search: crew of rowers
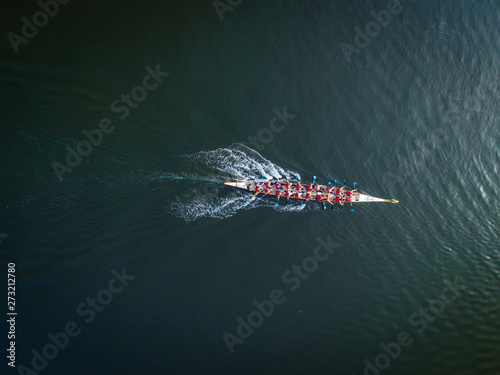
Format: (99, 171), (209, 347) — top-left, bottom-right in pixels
(250, 180), (355, 204)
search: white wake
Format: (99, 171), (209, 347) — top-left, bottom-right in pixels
(167, 144), (321, 222)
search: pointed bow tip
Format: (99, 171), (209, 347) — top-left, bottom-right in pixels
(391, 199), (399, 204)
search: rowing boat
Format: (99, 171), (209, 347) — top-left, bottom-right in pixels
(160, 175), (398, 211)
(224, 178), (398, 210)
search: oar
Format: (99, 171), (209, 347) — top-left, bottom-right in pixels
(250, 190), (261, 199)
(275, 196), (280, 206)
(340, 181), (346, 210)
(324, 196), (335, 211)
(254, 190), (272, 201)
(300, 191), (307, 206)
(307, 176), (316, 198)
(284, 182), (291, 203)
(351, 182), (358, 212)
(249, 181), (260, 199)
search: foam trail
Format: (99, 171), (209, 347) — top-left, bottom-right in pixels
(186, 144), (298, 181)
(166, 144), (318, 222)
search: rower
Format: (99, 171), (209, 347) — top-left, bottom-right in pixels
(264, 188), (270, 194)
(285, 190), (290, 200)
(296, 182), (301, 191)
(295, 190), (301, 198)
(265, 181), (270, 188)
(306, 185), (312, 192)
(317, 193), (327, 210)
(306, 192), (311, 200)
(274, 189), (281, 206)
(275, 180), (282, 189)
(285, 181), (290, 190)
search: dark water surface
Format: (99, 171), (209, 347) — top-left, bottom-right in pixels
(1, 1), (500, 374)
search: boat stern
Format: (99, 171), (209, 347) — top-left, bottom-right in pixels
(224, 181), (251, 190)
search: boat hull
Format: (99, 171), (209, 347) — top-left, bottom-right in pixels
(224, 181), (398, 206)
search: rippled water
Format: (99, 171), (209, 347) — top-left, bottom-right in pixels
(1, 1), (500, 374)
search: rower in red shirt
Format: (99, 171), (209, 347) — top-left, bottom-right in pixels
(306, 185), (312, 192)
(306, 192), (311, 200)
(295, 191), (301, 198)
(285, 191), (290, 199)
(296, 182), (301, 191)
